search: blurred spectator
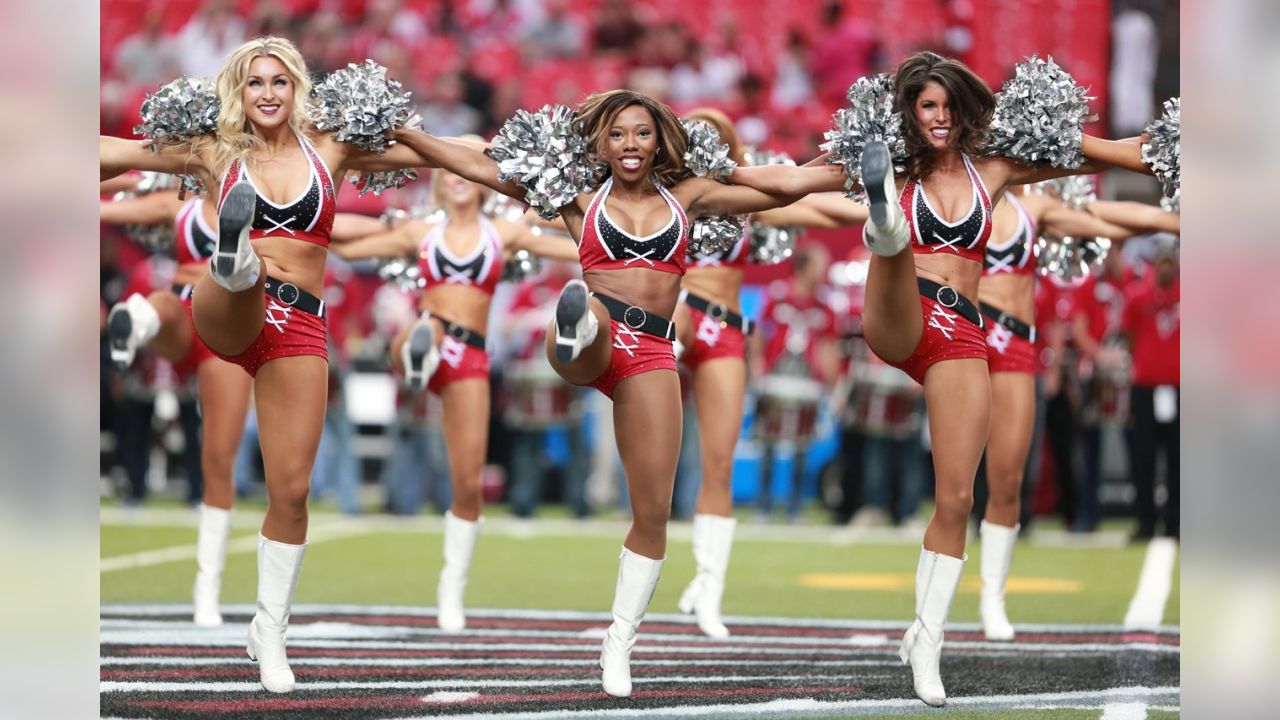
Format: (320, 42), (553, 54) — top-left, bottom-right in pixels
(245, 0), (293, 39)
(1122, 237), (1179, 539)
(520, 0), (586, 62)
(592, 0), (645, 55)
(669, 40), (743, 106)
(462, 0), (526, 51)
(419, 71), (484, 137)
(296, 12), (350, 75)
(810, 0), (880, 106)
(176, 0), (248, 78)
(769, 30), (815, 111)
(111, 4), (181, 86)
(1111, 0), (1160, 136)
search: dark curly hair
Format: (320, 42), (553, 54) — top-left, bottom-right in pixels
(894, 52), (994, 180)
(575, 89), (692, 188)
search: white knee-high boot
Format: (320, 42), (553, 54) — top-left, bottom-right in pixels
(246, 535), (306, 693)
(193, 504), (231, 626)
(677, 514), (736, 638)
(437, 511), (480, 632)
(979, 520), (1019, 641)
(899, 547), (965, 707)
(601, 547), (664, 698)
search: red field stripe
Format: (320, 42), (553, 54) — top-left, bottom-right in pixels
(113, 646), (865, 661)
(102, 663), (820, 681)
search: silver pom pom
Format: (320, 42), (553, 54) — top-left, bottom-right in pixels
(487, 105), (598, 220)
(377, 256), (425, 293)
(681, 119), (737, 180)
(351, 169), (419, 197)
(989, 55), (1094, 169)
(111, 172), (183, 252)
(819, 74), (906, 202)
(312, 60), (416, 154)
(134, 76), (220, 146)
(483, 193), (531, 223)
(748, 222), (801, 265)
(1036, 235), (1111, 283)
(502, 249), (543, 282)
(1142, 97), (1180, 210)
(1034, 175), (1098, 211)
(134, 76), (219, 196)
(689, 215), (746, 257)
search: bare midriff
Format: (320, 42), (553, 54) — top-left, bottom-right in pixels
(419, 284), (494, 333)
(914, 253), (981, 303)
(253, 236), (329, 297)
(978, 272), (1035, 324)
(584, 267), (683, 320)
(681, 265), (743, 311)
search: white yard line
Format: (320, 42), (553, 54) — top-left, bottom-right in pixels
(1101, 702), (1149, 720)
(100, 521), (374, 573)
(1124, 538), (1178, 631)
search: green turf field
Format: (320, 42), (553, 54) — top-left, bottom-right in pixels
(101, 502), (1180, 626)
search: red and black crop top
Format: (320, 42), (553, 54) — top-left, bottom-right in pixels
(417, 215), (503, 296)
(901, 154), (993, 265)
(984, 195), (1037, 277)
(217, 131), (336, 247)
(174, 198), (217, 266)
(578, 176), (689, 275)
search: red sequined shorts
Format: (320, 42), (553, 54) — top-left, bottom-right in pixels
(879, 283), (987, 385)
(428, 337), (491, 395)
(172, 291), (218, 376)
(681, 301), (750, 370)
(985, 322), (1038, 375)
(204, 291), (328, 377)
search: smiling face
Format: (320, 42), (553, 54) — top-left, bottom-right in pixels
(242, 55), (295, 131)
(914, 80), (953, 151)
(601, 104), (660, 181)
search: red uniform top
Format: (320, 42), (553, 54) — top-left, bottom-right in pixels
(578, 176), (688, 275)
(1073, 266), (1142, 345)
(1123, 276), (1180, 386)
(217, 131), (336, 248)
(902, 154), (993, 266)
(416, 216), (503, 296)
(983, 195), (1037, 277)
(759, 280), (837, 377)
(174, 198), (216, 266)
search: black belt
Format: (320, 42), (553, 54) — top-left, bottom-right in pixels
(683, 291), (753, 334)
(265, 277), (326, 318)
(591, 292), (676, 340)
(429, 314), (487, 350)
(979, 302), (1036, 342)
(916, 278), (982, 328)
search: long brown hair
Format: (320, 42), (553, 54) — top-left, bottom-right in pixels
(683, 107), (746, 166)
(575, 90), (691, 187)
(893, 51), (993, 180)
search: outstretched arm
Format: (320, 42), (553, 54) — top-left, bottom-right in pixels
(100, 136), (205, 181)
(331, 213), (390, 243)
(728, 163), (847, 197)
(683, 175), (803, 218)
(501, 221), (581, 262)
(329, 221), (421, 260)
(755, 191), (870, 228)
(999, 135), (1146, 187)
(99, 192), (184, 226)
(1085, 200), (1180, 235)
(392, 128), (527, 200)
(1039, 205), (1137, 241)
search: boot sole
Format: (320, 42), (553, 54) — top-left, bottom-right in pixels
(216, 183), (256, 279)
(862, 142), (892, 228)
(107, 305), (133, 369)
(405, 322), (435, 391)
(554, 282), (588, 364)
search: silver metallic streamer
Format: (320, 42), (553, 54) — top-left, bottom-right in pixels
(743, 146), (805, 264)
(681, 119), (738, 180)
(377, 256), (425, 293)
(989, 55), (1093, 169)
(819, 73), (906, 202)
(134, 76), (219, 196)
(1036, 235), (1111, 283)
(483, 193), (531, 223)
(1034, 175), (1098, 211)
(487, 104), (598, 220)
(313, 60), (417, 195)
(689, 214), (747, 257)
(112, 172), (183, 252)
(1141, 97), (1180, 210)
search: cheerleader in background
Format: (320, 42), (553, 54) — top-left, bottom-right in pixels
(101, 178), (381, 628)
(726, 51), (1149, 706)
(974, 188), (1179, 640)
(101, 36), (435, 693)
(329, 163), (578, 632)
